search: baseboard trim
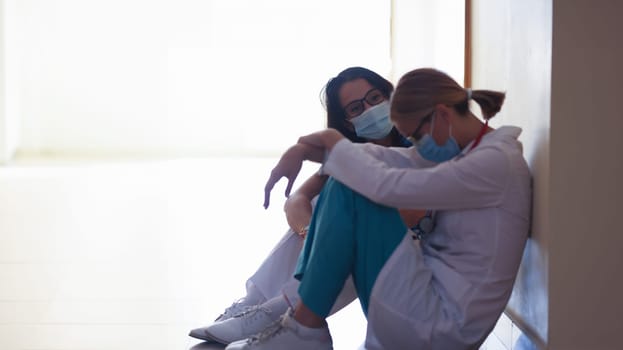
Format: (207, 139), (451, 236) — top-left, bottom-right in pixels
(504, 308), (547, 350)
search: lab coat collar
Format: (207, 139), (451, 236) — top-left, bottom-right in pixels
(459, 126), (522, 157)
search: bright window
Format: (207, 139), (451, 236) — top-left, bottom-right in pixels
(1, 0), (464, 161)
(6, 0), (391, 158)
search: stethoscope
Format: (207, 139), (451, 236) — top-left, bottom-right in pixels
(411, 210), (435, 240)
(410, 120), (490, 241)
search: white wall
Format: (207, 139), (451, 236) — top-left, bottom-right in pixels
(471, 0), (551, 347)
(0, 0), (21, 164)
(7, 0), (391, 159)
(0, 0), (5, 163)
(391, 0), (464, 84)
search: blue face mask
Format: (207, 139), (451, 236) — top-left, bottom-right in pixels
(349, 101), (393, 140)
(415, 114), (461, 162)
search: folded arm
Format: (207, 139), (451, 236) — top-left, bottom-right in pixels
(263, 129), (344, 209)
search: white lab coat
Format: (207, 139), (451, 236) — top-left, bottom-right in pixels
(322, 126), (531, 349)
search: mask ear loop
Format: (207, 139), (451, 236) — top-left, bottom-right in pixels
(448, 123), (454, 142)
(436, 109), (453, 143)
(429, 112), (436, 135)
(424, 111), (439, 146)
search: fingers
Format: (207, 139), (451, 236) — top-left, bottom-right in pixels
(263, 189), (271, 209)
(264, 173), (296, 209)
(263, 169), (293, 208)
(284, 178), (294, 198)
(263, 174), (278, 209)
(263, 144), (305, 208)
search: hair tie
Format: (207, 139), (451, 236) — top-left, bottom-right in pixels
(466, 88), (472, 101)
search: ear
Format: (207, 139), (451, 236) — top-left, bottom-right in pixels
(434, 104), (453, 122)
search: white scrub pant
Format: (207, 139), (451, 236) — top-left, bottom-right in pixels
(245, 210), (358, 314)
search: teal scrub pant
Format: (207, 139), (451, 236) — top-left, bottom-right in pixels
(294, 177), (407, 317)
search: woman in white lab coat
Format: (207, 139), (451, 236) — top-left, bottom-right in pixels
(189, 67), (426, 345)
(228, 68), (531, 350)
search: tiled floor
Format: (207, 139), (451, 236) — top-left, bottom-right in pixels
(0, 157), (367, 350)
(479, 313), (537, 350)
(0, 156), (533, 350)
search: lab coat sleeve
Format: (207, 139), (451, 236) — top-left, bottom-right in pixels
(322, 139), (511, 210)
(320, 139), (435, 173)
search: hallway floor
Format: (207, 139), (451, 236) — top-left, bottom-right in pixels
(0, 156), (523, 350)
(0, 157), (366, 350)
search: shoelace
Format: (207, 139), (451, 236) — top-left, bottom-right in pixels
(215, 298), (247, 321)
(246, 315), (288, 345)
(234, 305), (273, 326)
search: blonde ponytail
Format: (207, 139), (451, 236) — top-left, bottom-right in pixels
(470, 89), (506, 120)
(391, 68), (506, 122)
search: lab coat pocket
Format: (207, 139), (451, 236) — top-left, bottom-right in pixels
(426, 256), (474, 323)
(366, 234), (443, 347)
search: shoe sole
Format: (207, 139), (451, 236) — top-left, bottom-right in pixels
(199, 328), (235, 345)
(189, 328), (226, 343)
(189, 328), (232, 345)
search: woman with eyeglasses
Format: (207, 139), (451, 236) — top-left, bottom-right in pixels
(237, 68), (531, 350)
(189, 67), (430, 345)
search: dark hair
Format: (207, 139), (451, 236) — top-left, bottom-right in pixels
(321, 67), (405, 146)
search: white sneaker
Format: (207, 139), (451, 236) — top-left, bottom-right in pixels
(189, 299), (256, 341)
(199, 304), (282, 344)
(215, 298), (255, 322)
(225, 308), (333, 350)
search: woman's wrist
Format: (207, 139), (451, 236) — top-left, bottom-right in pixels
(297, 142), (326, 164)
(298, 129), (345, 159)
(297, 224), (310, 236)
(322, 129), (344, 150)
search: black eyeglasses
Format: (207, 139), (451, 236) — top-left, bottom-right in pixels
(408, 112), (434, 142)
(343, 88), (386, 119)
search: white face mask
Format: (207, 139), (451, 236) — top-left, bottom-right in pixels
(349, 101), (393, 140)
